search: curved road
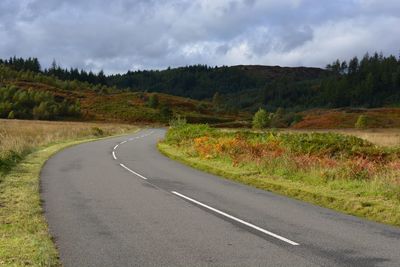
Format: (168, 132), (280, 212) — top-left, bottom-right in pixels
(41, 129), (400, 266)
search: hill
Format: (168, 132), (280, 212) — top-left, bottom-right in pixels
(0, 64), (246, 124)
(0, 56), (327, 101)
(108, 64), (326, 100)
(2, 53), (400, 127)
(4, 53), (400, 113)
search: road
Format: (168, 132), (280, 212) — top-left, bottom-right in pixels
(41, 129), (400, 266)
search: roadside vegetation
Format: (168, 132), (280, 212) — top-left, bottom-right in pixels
(159, 123), (400, 226)
(0, 119), (137, 266)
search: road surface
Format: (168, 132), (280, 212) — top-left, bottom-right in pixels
(41, 129), (400, 266)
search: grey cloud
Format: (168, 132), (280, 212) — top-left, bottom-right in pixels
(0, 0), (399, 73)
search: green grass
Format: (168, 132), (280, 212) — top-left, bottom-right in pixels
(0, 126), (139, 266)
(159, 124), (400, 227)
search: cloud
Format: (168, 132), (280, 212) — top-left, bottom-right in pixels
(0, 0), (399, 73)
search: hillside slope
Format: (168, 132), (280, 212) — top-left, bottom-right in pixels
(0, 65), (246, 124)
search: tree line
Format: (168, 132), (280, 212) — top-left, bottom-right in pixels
(1, 53), (400, 112)
(321, 52), (400, 107)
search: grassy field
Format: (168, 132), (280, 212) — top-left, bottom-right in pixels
(294, 108), (400, 129)
(0, 119), (138, 266)
(282, 128), (400, 147)
(159, 124), (400, 227)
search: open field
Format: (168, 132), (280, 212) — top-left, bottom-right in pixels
(283, 128), (400, 147)
(159, 124), (400, 227)
(221, 127), (400, 147)
(0, 119), (137, 175)
(0, 119), (138, 266)
(294, 108), (400, 129)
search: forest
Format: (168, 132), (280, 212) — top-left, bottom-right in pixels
(1, 52), (400, 112)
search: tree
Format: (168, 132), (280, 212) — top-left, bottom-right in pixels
(348, 57), (359, 75)
(252, 108), (270, 129)
(212, 92), (222, 110)
(364, 73), (375, 106)
(33, 102), (50, 120)
(270, 107), (286, 128)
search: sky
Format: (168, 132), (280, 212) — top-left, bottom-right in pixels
(0, 0), (399, 73)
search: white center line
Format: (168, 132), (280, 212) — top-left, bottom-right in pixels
(171, 191), (300, 246)
(120, 140), (127, 145)
(119, 163), (148, 180)
(113, 144), (119, 150)
(112, 151), (117, 160)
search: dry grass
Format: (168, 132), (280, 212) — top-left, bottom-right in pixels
(0, 119), (136, 173)
(295, 108), (400, 129)
(284, 128), (400, 147)
(335, 129), (400, 147)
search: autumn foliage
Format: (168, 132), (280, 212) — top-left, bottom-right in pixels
(165, 124), (400, 187)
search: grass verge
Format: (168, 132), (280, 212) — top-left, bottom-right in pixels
(0, 123), (138, 266)
(158, 124), (400, 227)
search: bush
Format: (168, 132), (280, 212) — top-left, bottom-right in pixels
(160, 105), (173, 121)
(355, 115), (369, 129)
(252, 108), (270, 129)
(147, 94), (159, 108)
(196, 102), (208, 112)
(7, 110), (15, 119)
(91, 127), (104, 136)
(270, 108), (287, 128)
(169, 114), (187, 128)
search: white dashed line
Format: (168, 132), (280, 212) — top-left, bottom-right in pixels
(171, 191), (300, 246)
(113, 130), (298, 246)
(119, 163), (148, 180)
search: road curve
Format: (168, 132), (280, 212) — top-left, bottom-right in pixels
(41, 129), (400, 266)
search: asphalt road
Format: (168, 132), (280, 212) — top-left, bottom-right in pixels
(41, 129), (400, 266)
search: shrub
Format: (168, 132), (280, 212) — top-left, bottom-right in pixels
(270, 108), (287, 128)
(7, 110), (15, 119)
(160, 105), (173, 121)
(252, 108), (270, 129)
(196, 102), (208, 112)
(91, 127), (104, 136)
(355, 115), (369, 129)
(169, 114), (187, 128)
(147, 94), (159, 108)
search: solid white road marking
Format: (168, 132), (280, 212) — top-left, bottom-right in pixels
(119, 163), (148, 180)
(112, 151), (117, 160)
(171, 191), (300, 246)
(113, 144), (119, 150)
(120, 140), (127, 144)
